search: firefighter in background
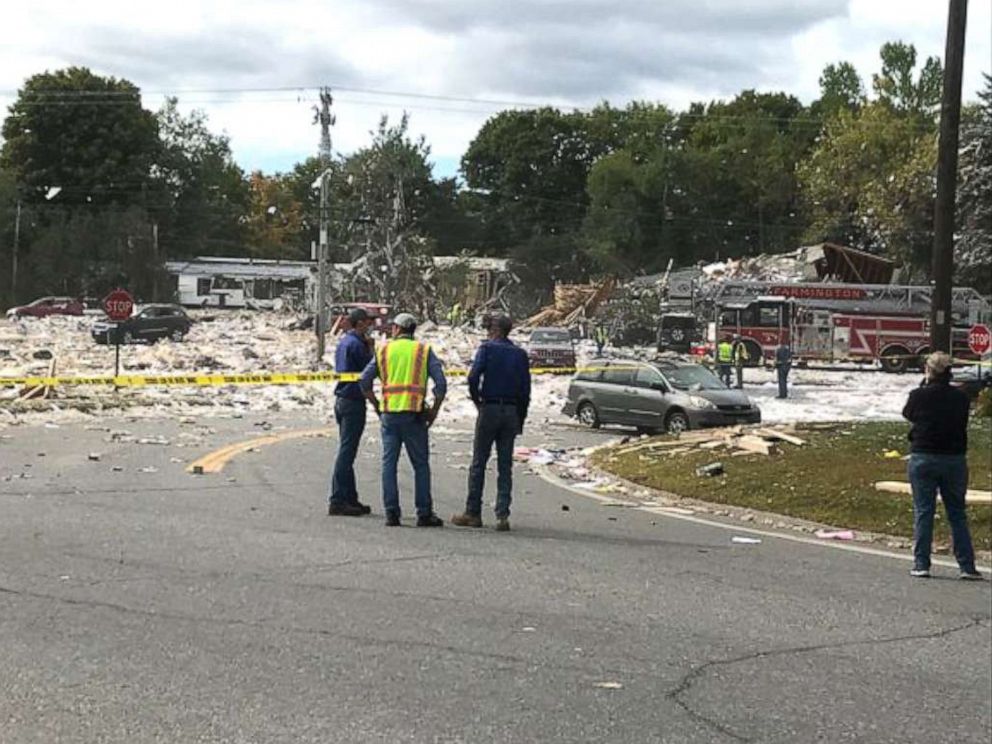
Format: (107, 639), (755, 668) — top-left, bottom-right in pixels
(731, 333), (749, 389)
(447, 302), (463, 327)
(775, 342), (792, 399)
(594, 324), (609, 356)
(716, 335), (734, 387)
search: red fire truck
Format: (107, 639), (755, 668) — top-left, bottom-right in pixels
(709, 281), (990, 373)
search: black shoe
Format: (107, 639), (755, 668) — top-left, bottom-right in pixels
(328, 502), (366, 517)
(416, 513), (444, 528)
(353, 501), (372, 515)
(385, 512), (401, 527)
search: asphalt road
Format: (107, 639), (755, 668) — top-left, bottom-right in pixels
(1, 411), (989, 743)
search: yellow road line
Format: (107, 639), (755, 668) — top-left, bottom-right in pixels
(187, 427), (333, 474)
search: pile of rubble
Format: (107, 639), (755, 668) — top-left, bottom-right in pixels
(523, 280), (615, 327)
(0, 311), (574, 428)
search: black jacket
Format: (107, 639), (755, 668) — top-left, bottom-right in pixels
(902, 380), (970, 455)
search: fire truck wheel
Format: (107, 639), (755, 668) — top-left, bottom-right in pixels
(880, 346), (910, 374)
(577, 402), (601, 429)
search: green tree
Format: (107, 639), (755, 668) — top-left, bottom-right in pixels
(152, 98), (249, 259)
(956, 74), (992, 293)
(811, 61), (865, 119)
(872, 41), (942, 117)
(1, 67), (159, 207)
(799, 101), (936, 273)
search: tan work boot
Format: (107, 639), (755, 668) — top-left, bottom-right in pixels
(495, 517), (510, 532)
(450, 512), (483, 528)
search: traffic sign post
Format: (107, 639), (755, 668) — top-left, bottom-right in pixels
(968, 323), (991, 383)
(102, 289), (134, 378)
(967, 324), (990, 356)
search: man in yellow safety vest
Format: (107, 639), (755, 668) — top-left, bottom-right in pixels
(716, 335), (734, 388)
(731, 333), (750, 389)
(361, 312), (447, 527)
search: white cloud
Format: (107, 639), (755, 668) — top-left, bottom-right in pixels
(1, 0), (989, 180)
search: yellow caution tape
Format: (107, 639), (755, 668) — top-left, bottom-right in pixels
(0, 359), (985, 389)
(0, 366), (580, 388)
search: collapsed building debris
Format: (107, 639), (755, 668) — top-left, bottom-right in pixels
(606, 424), (806, 460)
(523, 279), (615, 328)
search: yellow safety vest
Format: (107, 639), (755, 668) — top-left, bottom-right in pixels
(717, 342), (733, 363)
(733, 341), (749, 364)
(378, 338), (431, 413)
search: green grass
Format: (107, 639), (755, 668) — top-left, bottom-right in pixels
(591, 420), (992, 552)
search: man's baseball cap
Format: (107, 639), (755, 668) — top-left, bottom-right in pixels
(390, 312), (417, 331)
(347, 307), (371, 325)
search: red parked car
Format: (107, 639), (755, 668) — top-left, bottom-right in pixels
(6, 296), (85, 319)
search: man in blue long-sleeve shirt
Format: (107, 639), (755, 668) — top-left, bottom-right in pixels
(327, 308), (374, 517)
(451, 314), (531, 532)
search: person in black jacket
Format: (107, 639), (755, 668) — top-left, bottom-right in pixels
(902, 352), (982, 580)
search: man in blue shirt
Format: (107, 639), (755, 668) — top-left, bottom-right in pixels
(451, 314), (531, 532)
(327, 308), (375, 516)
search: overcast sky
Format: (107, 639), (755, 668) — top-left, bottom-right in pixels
(1, 0), (989, 180)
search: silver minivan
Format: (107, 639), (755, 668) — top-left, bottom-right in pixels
(562, 358), (761, 434)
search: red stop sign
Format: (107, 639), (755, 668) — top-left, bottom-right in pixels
(968, 324), (991, 355)
(103, 288), (134, 322)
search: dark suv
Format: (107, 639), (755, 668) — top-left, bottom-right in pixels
(527, 327), (577, 369)
(91, 305), (193, 344)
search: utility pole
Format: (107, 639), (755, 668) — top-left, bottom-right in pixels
(11, 199), (20, 306)
(314, 87), (335, 363)
(930, 0), (968, 354)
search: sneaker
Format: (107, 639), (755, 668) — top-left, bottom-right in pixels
(909, 568), (931, 578)
(328, 502), (366, 517)
(416, 514), (444, 528)
(384, 512), (401, 527)
(495, 517), (510, 532)
(959, 569), (985, 581)
(450, 513), (483, 528)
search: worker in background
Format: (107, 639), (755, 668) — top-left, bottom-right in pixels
(361, 313), (446, 527)
(452, 314), (531, 533)
(447, 302), (462, 328)
(594, 324), (609, 356)
(731, 333), (750, 389)
(774, 342), (792, 399)
(716, 335), (734, 387)
(327, 307), (374, 517)
(902, 352), (982, 580)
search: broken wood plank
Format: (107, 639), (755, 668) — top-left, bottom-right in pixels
(755, 427), (806, 446)
(735, 435), (774, 456)
(874, 481), (992, 505)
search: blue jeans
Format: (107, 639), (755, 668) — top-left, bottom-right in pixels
(329, 397), (367, 506)
(908, 453), (976, 572)
(380, 412), (432, 518)
(466, 403), (519, 519)
(717, 364), (732, 387)
(776, 366), (790, 398)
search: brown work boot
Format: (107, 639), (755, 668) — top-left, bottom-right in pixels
(495, 517), (510, 532)
(450, 512), (484, 528)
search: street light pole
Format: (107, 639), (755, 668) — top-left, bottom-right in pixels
(316, 170), (330, 363)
